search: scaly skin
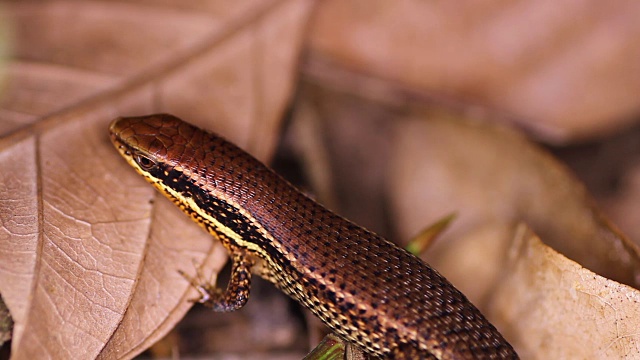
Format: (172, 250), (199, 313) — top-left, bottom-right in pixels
(109, 114), (518, 359)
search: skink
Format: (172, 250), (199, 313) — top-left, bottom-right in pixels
(109, 114), (518, 359)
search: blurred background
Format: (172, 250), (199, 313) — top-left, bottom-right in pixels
(0, 1), (639, 359)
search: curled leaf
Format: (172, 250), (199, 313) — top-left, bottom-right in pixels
(491, 225), (640, 359)
(390, 114), (640, 294)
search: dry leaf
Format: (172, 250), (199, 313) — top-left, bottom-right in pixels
(309, 0), (640, 143)
(0, 1), (313, 358)
(491, 225), (640, 359)
(389, 113), (640, 291)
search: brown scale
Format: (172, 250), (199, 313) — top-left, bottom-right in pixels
(110, 114), (519, 360)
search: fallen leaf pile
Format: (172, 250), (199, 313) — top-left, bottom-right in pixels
(0, 1), (639, 359)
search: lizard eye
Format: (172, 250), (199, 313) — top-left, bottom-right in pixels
(134, 153), (157, 171)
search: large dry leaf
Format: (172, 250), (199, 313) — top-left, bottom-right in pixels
(492, 225), (640, 358)
(0, 1), (313, 358)
(390, 113), (640, 290)
(308, 0), (640, 143)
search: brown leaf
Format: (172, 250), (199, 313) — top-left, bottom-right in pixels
(491, 225), (640, 359)
(308, 0), (640, 143)
(0, 1), (313, 358)
(389, 113), (640, 292)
